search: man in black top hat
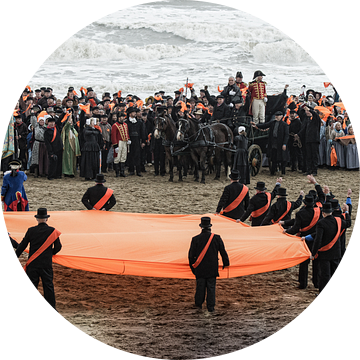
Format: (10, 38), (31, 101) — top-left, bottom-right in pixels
(285, 192), (323, 289)
(188, 216), (229, 312)
(261, 187), (304, 226)
(252, 111), (289, 175)
(204, 91), (231, 124)
(215, 169), (249, 220)
(309, 202), (350, 292)
(81, 173), (116, 211)
(44, 117), (63, 180)
(15, 208), (62, 309)
(239, 178), (282, 226)
(126, 107), (146, 176)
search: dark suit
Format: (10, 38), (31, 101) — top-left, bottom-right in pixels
(240, 183), (280, 226)
(257, 119), (289, 175)
(16, 222), (62, 308)
(311, 214), (351, 292)
(81, 183), (116, 211)
(216, 182), (249, 220)
(261, 195), (303, 226)
(188, 229), (229, 311)
(286, 205), (323, 289)
(44, 123), (63, 179)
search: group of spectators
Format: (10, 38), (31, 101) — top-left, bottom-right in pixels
(2, 70), (357, 181)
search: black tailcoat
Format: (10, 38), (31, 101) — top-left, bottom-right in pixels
(188, 229), (229, 279)
(216, 182), (249, 220)
(311, 214), (351, 260)
(261, 195), (303, 226)
(16, 222), (62, 268)
(240, 183), (280, 226)
(81, 183), (116, 211)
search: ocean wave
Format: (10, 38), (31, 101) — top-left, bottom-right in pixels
(48, 38), (189, 61)
(251, 40), (313, 65)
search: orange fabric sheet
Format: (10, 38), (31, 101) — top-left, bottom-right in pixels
(4, 211), (310, 279)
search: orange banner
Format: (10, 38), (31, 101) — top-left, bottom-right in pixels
(5, 211), (310, 279)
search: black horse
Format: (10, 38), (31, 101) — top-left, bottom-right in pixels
(153, 114), (189, 182)
(176, 117), (234, 184)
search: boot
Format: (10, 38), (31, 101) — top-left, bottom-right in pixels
(114, 163), (120, 177)
(34, 167), (39, 178)
(120, 163), (126, 177)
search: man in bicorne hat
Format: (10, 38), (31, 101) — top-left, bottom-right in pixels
(81, 173), (116, 211)
(188, 217), (229, 312)
(239, 178), (282, 226)
(1, 159), (29, 211)
(15, 208), (62, 309)
(215, 169), (249, 220)
(248, 70), (267, 124)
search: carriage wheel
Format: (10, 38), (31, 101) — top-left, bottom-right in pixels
(248, 144), (262, 177)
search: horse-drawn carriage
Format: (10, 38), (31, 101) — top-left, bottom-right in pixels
(153, 113), (269, 183)
(153, 88), (287, 182)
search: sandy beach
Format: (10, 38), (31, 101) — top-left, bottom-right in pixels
(15, 165), (358, 359)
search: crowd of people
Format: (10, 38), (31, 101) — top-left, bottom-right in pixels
(2, 70), (357, 182)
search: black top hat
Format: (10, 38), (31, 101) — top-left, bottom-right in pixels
(94, 173), (106, 183)
(126, 106), (137, 114)
(254, 181), (267, 191)
(277, 187), (288, 197)
(329, 198), (340, 210)
(174, 90), (181, 95)
(35, 208), (50, 219)
(322, 202), (332, 213)
(303, 195), (314, 206)
(229, 169), (240, 180)
(236, 71), (243, 78)
(199, 216), (212, 228)
(308, 190), (317, 199)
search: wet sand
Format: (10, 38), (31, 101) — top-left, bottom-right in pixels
(16, 165), (358, 359)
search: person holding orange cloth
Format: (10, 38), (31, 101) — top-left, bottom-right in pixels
(239, 178), (282, 226)
(81, 173), (116, 211)
(215, 169), (249, 220)
(188, 217), (229, 312)
(15, 208), (62, 309)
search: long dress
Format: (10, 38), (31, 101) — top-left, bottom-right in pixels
(330, 129), (346, 168)
(80, 126), (101, 179)
(233, 134), (250, 184)
(30, 115), (49, 176)
(61, 121), (81, 176)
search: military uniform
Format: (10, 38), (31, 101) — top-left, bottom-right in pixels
(248, 73), (267, 124)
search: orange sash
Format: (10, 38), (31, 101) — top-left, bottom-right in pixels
(251, 192), (271, 218)
(192, 233), (215, 269)
(23, 229), (61, 271)
(315, 217), (342, 259)
(272, 201), (292, 224)
(299, 207), (321, 233)
(220, 185), (248, 214)
(51, 127), (57, 143)
(93, 188), (114, 210)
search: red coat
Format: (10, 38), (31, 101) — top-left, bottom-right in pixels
(248, 80), (267, 115)
(111, 122), (130, 156)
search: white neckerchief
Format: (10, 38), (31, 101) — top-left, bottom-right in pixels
(129, 117), (137, 123)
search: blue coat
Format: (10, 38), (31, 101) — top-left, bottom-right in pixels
(1, 171), (29, 211)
